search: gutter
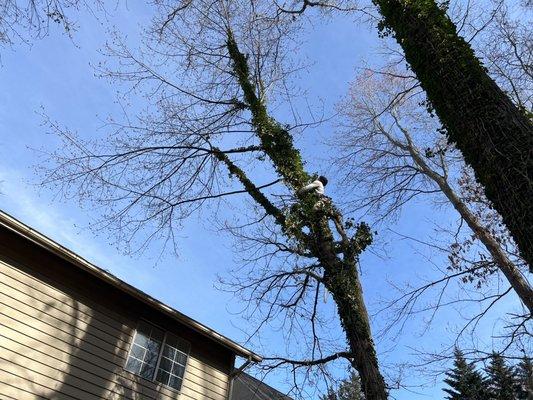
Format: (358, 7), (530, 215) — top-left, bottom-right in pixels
(227, 356), (255, 400)
(0, 210), (262, 363)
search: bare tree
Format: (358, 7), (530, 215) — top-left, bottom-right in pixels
(331, 0), (531, 348)
(332, 27), (531, 367)
(0, 0), (102, 45)
(338, 68), (531, 312)
(470, 2), (532, 114)
(43, 1), (389, 398)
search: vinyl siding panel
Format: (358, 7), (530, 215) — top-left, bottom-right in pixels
(0, 228), (233, 400)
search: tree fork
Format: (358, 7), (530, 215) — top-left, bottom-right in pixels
(372, 0), (533, 271)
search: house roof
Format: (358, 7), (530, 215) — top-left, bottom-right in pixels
(0, 210), (262, 363)
(231, 372), (293, 400)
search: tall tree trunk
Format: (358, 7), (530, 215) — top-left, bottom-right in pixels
(226, 31), (389, 399)
(372, 0), (533, 271)
(324, 254), (388, 399)
(314, 216), (388, 400)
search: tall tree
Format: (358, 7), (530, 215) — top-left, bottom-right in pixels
(44, 1), (387, 398)
(332, 0), (531, 365)
(227, 31), (386, 398)
(334, 68), (532, 316)
(515, 356), (533, 400)
(485, 353), (518, 400)
(284, 0), (533, 272)
(443, 348), (488, 400)
(394, 0), (533, 271)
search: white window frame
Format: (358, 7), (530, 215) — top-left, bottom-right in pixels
(125, 320), (191, 392)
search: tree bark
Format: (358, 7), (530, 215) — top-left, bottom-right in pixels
(372, 0), (533, 271)
(323, 249), (388, 399)
(328, 266), (388, 400)
(312, 215), (388, 400)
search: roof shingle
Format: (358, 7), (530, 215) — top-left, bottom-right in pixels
(231, 372), (293, 400)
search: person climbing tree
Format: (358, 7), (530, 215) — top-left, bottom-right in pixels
(298, 176), (329, 196)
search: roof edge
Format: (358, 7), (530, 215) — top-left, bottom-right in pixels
(0, 210), (262, 363)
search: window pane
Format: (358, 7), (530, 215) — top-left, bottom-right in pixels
(151, 328), (165, 342)
(159, 357), (172, 373)
(168, 375), (183, 390)
(137, 321), (153, 336)
(130, 344), (145, 360)
(125, 321), (163, 381)
(125, 357), (142, 375)
(163, 344), (176, 359)
(140, 362), (156, 380)
(172, 364), (185, 377)
(156, 369), (170, 385)
(164, 334), (178, 348)
(134, 333), (149, 348)
(166, 334), (189, 353)
(175, 352), (187, 366)
(155, 333), (189, 390)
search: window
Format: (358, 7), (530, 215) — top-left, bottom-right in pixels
(155, 334), (189, 390)
(125, 321), (190, 391)
(125, 321), (164, 380)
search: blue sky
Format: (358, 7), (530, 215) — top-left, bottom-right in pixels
(0, 2), (523, 399)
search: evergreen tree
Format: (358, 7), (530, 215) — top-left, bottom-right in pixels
(337, 372), (364, 400)
(515, 356), (533, 400)
(321, 388), (339, 400)
(443, 348), (488, 400)
(321, 372), (364, 400)
(485, 353), (517, 400)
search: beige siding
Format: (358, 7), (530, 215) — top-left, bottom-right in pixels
(0, 255), (231, 400)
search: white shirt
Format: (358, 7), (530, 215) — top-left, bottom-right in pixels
(299, 180), (325, 195)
